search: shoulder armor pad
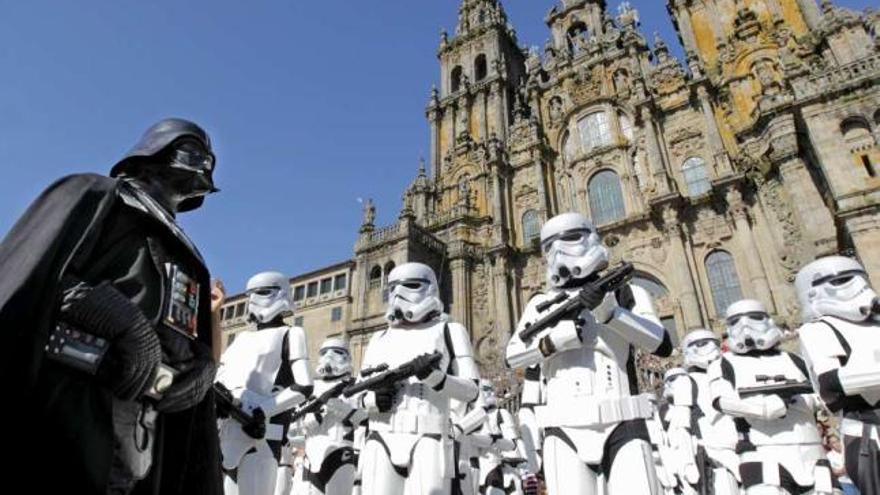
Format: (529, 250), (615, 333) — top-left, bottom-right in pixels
(286, 326), (309, 361)
(671, 376), (696, 406)
(446, 322), (475, 359)
(799, 320), (848, 359)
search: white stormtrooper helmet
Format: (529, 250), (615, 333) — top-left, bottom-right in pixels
(315, 337), (352, 379)
(662, 368), (687, 400)
(795, 256), (879, 323)
(540, 212), (609, 288)
(246, 271), (291, 324)
(724, 299), (782, 354)
(480, 379), (497, 408)
(385, 262), (444, 324)
(681, 329), (721, 370)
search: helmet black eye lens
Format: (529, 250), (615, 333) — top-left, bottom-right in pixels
(253, 288), (276, 296)
(403, 282), (423, 290)
(727, 316), (741, 326)
(830, 276), (854, 286)
(560, 232), (583, 242)
(747, 313), (765, 321)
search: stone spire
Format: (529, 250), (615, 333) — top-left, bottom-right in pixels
(456, 0), (508, 36)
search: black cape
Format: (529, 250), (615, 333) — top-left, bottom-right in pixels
(0, 173), (222, 494)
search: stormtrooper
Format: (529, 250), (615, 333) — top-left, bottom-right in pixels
(299, 337), (367, 495)
(709, 299), (835, 495)
(796, 256), (880, 494)
(216, 271), (313, 495)
(357, 262), (481, 495)
(666, 330), (741, 495)
(472, 379), (527, 495)
(645, 383), (684, 495)
(506, 212), (672, 495)
(450, 390), (489, 495)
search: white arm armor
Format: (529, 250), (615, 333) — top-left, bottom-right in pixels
(602, 285), (667, 354)
(437, 323), (480, 402)
(497, 409), (519, 453)
(456, 405), (488, 436)
(837, 367), (880, 396)
(517, 407), (542, 473)
(506, 296), (582, 369)
(263, 326), (313, 417)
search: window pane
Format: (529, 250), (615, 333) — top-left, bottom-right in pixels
(235, 303), (245, 317)
(578, 112), (611, 151)
(588, 170), (626, 225)
(293, 286), (305, 301)
(682, 157), (711, 196)
(334, 274), (347, 291)
(706, 251), (743, 316)
(307, 281), (318, 298)
(331, 307), (342, 322)
(320, 278), (333, 294)
(522, 210), (541, 245)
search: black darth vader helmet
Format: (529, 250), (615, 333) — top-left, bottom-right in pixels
(111, 118), (217, 212)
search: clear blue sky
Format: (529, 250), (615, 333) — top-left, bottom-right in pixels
(0, 0), (872, 294)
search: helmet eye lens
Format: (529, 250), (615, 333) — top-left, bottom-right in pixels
(171, 140), (214, 172)
(251, 287), (277, 297)
(727, 316), (741, 326)
(747, 313), (765, 321)
(829, 275), (854, 287)
(560, 232), (584, 242)
(403, 282), (423, 290)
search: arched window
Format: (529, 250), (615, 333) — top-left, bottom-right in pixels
(474, 54), (487, 81)
(588, 170), (626, 225)
(577, 112), (612, 152)
(632, 275), (668, 300)
(369, 265), (382, 289)
(682, 157), (711, 196)
(566, 22), (588, 54)
(451, 66), (463, 93)
(842, 117), (874, 151)
(522, 210), (541, 245)
(841, 117), (877, 177)
(705, 251), (743, 317)
(383, 261), (396, 282)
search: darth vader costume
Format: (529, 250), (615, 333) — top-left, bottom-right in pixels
(0, 118), (222, 494)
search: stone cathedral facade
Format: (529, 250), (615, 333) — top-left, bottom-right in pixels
(222, 0), (880, 385)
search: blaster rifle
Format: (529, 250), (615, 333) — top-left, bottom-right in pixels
(213, 382), (255, 425)
(519, 262), (635, 342)
(343, 352), (443, 398)
(290, 377), (356, 422)
(738, 376), (814, 401)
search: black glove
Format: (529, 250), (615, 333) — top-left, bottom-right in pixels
(60, 280), (161, 401)
(243, 408), (267, 439)
(413, 353), (441, 380)
(577, 283), (606, 311)
(155, 342), (217, 413)
(374, 385), (397, 413)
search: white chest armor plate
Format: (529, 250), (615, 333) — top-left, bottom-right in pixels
(533, 291), (649, 427)
(304, 378), (357, 465)
(691, 371), (739, 450)
(361, 320), (452, 435)
(218, 326), (288, 396)
(727, 352), (822, 446)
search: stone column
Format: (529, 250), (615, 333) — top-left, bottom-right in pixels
(705, 2), (727, 48)
(428, 109), (441, 180)
(533, 158), (549, 214)
(449, 257), (471, 328)
(727, 188), (776, 311)
(696, 86), (731, 176)
(844, 212), (880, 287)
(671, 0), (699, 54)
(796, 0), (823, 31)
(777, 157), (837, 255)
(491, 168), (507, 244)
(640, 106), (671, 195)
(492, 256), (514, 335)
(663, 206), (704, 329)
